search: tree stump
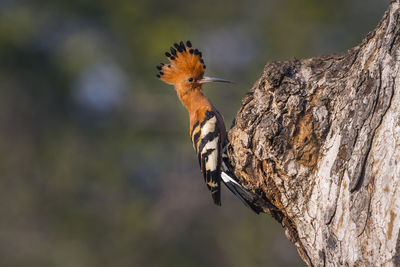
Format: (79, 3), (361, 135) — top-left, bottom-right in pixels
(227, 1), (400, 265)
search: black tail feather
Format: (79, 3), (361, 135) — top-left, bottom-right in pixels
(221, 172), (261, 214)
(221, 145), (262, 213)
(212, 190), (221, 206)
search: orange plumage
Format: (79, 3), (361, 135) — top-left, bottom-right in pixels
(157, 41), (205, 85)
(157, 41), (233, 207)
(157, 41), (261, 212)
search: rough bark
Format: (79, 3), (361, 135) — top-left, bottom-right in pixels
(227, 1), (400, 266)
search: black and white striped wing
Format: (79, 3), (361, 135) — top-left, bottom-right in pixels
(191, 111), (222, 205)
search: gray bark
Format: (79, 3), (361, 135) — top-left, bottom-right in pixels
(227, 1), (400, 266)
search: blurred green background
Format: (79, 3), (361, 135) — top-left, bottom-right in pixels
(0, 0), (389, 266)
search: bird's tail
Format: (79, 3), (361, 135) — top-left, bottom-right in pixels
(211, 188), (221, 206)
(221, 151), (261, 214)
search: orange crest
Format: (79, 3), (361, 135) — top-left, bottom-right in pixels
(156, 41), (206, 85)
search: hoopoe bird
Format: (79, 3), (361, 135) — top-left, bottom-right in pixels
(157, 41), (260, 213)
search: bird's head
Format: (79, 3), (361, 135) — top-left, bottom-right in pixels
(157, 41), (232, 99)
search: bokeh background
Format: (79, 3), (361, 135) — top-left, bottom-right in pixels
(0, 0), (390, 266)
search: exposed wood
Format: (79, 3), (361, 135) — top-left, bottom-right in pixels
(227, 1), (400, 265)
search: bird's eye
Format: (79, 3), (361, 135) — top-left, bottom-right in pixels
(188, 77), (194, 82)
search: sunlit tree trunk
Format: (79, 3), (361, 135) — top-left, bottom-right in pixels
(227, 1), (400, 265)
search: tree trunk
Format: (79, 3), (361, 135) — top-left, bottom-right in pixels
(227, 1), (400, 265)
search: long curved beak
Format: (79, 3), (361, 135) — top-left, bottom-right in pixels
(198, 76), (234, 84)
